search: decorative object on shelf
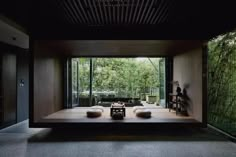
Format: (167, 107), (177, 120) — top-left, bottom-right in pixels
(169, 81), (182, 114)
(170, 81), (182, 96)
(110, 102), (125, 120)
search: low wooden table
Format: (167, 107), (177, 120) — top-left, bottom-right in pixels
(110, 103), (126, 117)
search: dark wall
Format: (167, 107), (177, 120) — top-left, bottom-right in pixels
(173, 48), (203, 122)
(33, 43), (64, 122)
(17, 52), (29, 123)
(0, 42), (29, 129)
(0, 43), (17, 128)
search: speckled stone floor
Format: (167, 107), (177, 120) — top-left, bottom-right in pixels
(0, 120), (235, 157)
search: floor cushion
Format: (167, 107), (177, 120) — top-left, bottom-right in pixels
(135, 109), (152, 118)
(86, 109), (102, 118)
(133, 106), (145, 113)
(91, 105), (104, 112)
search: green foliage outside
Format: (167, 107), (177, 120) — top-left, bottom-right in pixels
(72, 58), (163, 101)
(208, 32), (236, 136)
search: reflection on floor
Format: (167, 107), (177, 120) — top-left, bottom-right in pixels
(41, 106), (199, 123)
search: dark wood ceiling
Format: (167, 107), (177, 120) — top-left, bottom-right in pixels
(1, 0), (236, 39)
(49, 0), (172, 26)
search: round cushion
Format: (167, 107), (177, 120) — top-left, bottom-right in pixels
(86, 109), (102, 118)
(135, 109), (151, 118)
(133, 106), (145, 113)
(91, 105), (104, 112)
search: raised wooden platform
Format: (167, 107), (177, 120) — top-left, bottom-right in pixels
(40, 107), (198, 123)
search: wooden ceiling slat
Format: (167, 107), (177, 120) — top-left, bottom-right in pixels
(102, 0), (109, 24)
(83, 0), (94, 24)
(128, 0), (135, 24)
(147, 0), (164, 24)
(135, 0), (144, 24)
(117, 2), (120, 24)
(139, 0), (150, 24)
(121, 0), (125, 23)
(92, 0), (102, 24)
(158, 11), (168, 23)
(156, 4), (169, 24)
(63, 0), (81, 23)
(71, 0), (87, 24)
(56, 0), (76, 24)
(125, 0), (130, 24)
(145, 9), (155, 24)
(113, 3), (116, 24)
(53, 0), (171, 26)
(97, 0), (105, 24)
(152, 0), (169, 24)
(87, 0), (98, 24)
(126, 0), (131, 24)
(108, 0), (112, 24)
(132, 0), (140, 23)
(142, 0), (155, 24)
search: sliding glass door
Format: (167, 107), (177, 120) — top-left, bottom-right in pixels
(159, 58), (166, 107)
(71, 58), (90, 107)
(70, 57), (166, 107)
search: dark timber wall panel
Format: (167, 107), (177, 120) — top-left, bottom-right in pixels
(17, 52), (29, 122)
(33, 45), (64, 122)
(2, 53), (16, 125)
(173, 47), (203, 122)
